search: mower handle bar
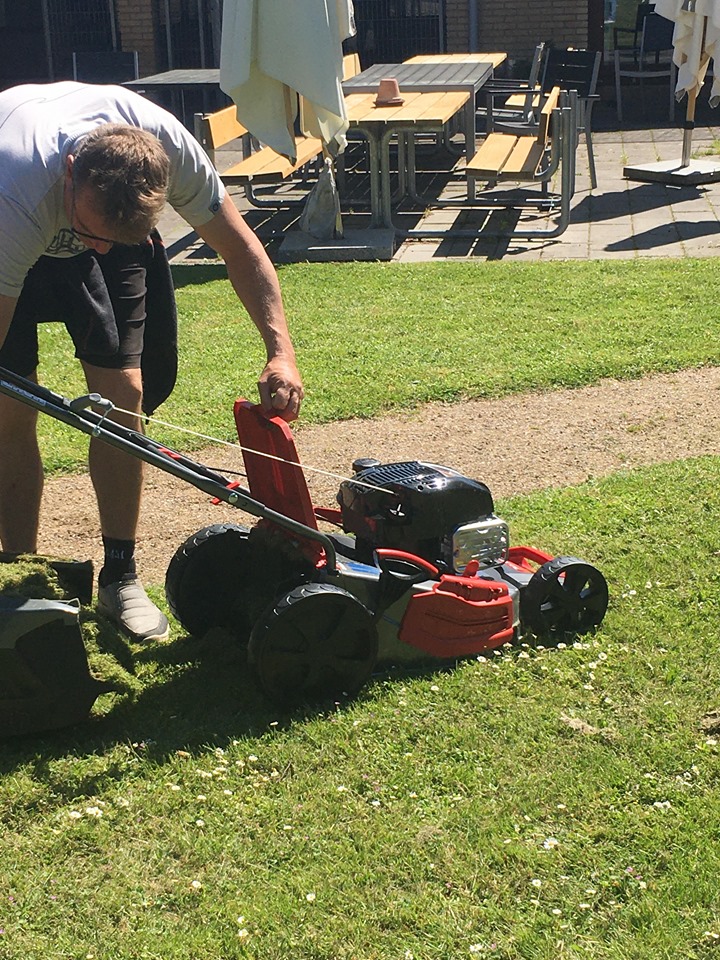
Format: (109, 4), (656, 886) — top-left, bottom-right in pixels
(0, 366), (337, 572)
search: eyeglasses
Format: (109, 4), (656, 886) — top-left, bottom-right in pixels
(70, 180), (117, 247)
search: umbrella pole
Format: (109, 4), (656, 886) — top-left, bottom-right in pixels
(681, 86), (697, 168)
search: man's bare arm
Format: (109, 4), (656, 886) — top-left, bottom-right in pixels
(194, 196), (304, 420)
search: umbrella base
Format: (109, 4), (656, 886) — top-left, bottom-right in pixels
(279, 227), (397, 262)
(624, 158), (720, 186)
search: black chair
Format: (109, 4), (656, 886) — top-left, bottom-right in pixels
(614, 11), (676, 121)
(540, 48), (601, 189)
(72, 51), (140, 84)
(477, 42), (547, 131)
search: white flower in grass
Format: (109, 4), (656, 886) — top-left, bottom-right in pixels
(306, 892), (316, 902)
(237, 928), (250, 939)
(430, 684), (440, 692)
(530, 879), (542, 887)
(85, 806), (103, 818)
(578, 903), (591, 910)
(195, 818), (205, 827)
(190, 880), (202, 890)
(68, 810), (82, 820)
(543, 837), (559, 849)
(169, 784), (181, 792)
(196, 794), (207, 801)
(551, 908), (562, 916)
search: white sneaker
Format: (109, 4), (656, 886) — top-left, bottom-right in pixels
(97, 576), (170, 642)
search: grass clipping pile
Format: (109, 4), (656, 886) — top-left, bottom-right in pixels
(0, 555), (141, 731)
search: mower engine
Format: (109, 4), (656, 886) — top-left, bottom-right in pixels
(337, 458), (509, 573)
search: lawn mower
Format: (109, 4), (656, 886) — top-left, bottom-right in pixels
(0, 366), (609, 711)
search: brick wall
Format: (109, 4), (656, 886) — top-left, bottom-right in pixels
(115, 0), (161, 74)
(445, 0), (589, 65)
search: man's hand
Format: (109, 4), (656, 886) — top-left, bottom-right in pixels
(258, 355), (304, 422)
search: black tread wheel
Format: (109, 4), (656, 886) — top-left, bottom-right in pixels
(248, 583), (379, 706)
(521, 556), (609, 639)
(165, 523), (253, 637)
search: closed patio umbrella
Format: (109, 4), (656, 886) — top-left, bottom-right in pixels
(625, 0), (720, 183)
(219, 0), (355, 163)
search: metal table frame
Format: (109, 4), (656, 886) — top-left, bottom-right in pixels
(344, 89), (474, 228)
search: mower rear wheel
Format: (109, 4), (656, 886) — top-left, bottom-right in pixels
(521, 556), (608, 639)
(165, 523), (252, 638)
(248, 583), (378, 706)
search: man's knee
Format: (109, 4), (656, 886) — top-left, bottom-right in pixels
(82, 364), (144, 417)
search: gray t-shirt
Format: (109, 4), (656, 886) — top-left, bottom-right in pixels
(0, 81), (225, 297)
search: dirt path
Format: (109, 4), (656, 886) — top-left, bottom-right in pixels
(37, 366), (720, 585)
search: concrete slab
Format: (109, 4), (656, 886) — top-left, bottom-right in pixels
(624, 158), (720, 186)
(278, 227), (396, 262)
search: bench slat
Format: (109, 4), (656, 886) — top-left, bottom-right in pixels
(500, 138), (546, 177)
(466, 133), (520, 177)
(221, 136), (324, 185)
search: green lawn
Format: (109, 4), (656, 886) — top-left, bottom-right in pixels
(4, 258), (720, 959)
(2, 457), (720, 958)
(35, 258), (720, 473)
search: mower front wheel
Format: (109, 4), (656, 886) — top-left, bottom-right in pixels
(521, 556), (609, 639)
(248, 583), (379, 707)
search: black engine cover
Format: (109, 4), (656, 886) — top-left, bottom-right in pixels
(338, 461), (494, 564)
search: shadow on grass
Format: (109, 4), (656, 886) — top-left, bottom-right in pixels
(0, 618), (397, 784)
(170, 262), (228, 289)
(0, 611), (491, 786)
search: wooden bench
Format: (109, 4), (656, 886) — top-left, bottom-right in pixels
(464, 86), (577, 239)
(466, 85), (561, 185)
(193, 105), (324, 207)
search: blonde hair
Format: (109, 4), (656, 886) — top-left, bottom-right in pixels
(72, 123), (170, 244)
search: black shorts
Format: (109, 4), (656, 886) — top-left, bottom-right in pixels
(0, 240), (154, 377)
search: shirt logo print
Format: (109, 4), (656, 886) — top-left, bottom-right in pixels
(46, 227), (86, 256)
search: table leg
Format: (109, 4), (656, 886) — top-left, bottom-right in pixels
(365, 133), (383, 228)
(464, 98), (477, 201)
(380, 128), (397, 229)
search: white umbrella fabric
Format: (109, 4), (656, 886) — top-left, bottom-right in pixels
(219, 0), (355, 163)
(626, 0), (720, 182)
(654, 0), (720, 105)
